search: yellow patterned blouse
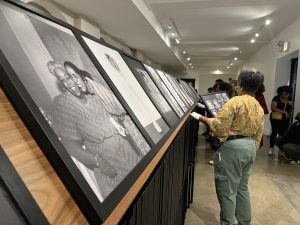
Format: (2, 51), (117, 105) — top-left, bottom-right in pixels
(207, 95), (264, 150)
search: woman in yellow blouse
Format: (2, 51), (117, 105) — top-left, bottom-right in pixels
(192, 69), (264, 225)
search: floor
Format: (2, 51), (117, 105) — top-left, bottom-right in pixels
(185, 127), (300, 225)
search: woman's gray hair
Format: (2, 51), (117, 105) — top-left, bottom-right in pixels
(238, 69), (264, 94)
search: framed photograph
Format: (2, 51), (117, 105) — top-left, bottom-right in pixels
(0, 1), (156, 223)
(172, 77), (195, 105)
(121, 53), (178, 127)
(0, 145), (49, 225)
(143, 64), (184, 117)
(178, 80), (198, 102)
(80, 34), (170, 144)
(164, 73), (192, 107)
(155, 69), (188, 112)
(200, 92), (229, 116)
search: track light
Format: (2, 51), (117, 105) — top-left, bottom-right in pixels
(172, 32), (175, 36)
(183, 50), (186, 54)
(175, 38), (180, 44)
(191, 66), (194, 69)
(187, 57), (191, 61)
(251, 39), (255, 43)
(255, 33), (259, 37)
(168, 24), (172, 29)
(265, 19), (271, 25)
(234, 57), (238, 61)
(227, 66), (230, 69)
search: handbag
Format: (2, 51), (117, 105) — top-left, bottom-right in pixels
(271, 102), (287, 120)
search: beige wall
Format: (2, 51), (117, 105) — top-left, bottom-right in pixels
(242, 17), (300, 135)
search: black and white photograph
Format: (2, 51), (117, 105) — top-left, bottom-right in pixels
(0, 2), (151, 204)
(200, 92), (229, 117)
(82, 36), (170, 144)
(175, 78), (195, 105)
(156, 69), (188, 112)
(179, 80), (198, 102)
(144, 64), (184, 117)
(121, 54), (178, 126)
(164, 73), (191, 107)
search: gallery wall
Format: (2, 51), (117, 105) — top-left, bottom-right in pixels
(20, 0), (162, 70)
(242, 17), (300, 135)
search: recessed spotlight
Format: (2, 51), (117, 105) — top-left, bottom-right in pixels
(230, 63), (233, 66)
(239, 50), (242, 54)
(183, 50), (186, 54)
(234, 57), (238, 60)
(191, 66), (194, 69)
(251, 39), (255, 43)
(265, 19), (271, 25)
(168, 24), (172, 29)
(227, 66), (230, 69)
(189, 63), (192, 66)
(255, 33), (260, 37)
(187, 57), (191, 61)
(175, 38), (180, 44)
(172, 32), (176, 36)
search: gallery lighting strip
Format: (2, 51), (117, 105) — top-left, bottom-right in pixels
(250, 16), (272, 44)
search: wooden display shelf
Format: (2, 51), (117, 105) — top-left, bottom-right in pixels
(0, 87), (192, 224)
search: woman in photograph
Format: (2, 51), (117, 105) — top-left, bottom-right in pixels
(48, 61), (142, 199)
(63, 61), (150, 156)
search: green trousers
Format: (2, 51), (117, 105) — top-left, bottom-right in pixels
(281, 143), (300, 161)
(214, 137), (256, 225)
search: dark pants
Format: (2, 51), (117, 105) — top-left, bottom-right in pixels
(270, 119), (289, 148)
(281, 143), (300, 161)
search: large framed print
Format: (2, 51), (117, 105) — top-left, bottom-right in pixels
(0, 146), (50, 225)
(200, 92), (229, 116)
(156, 69), (188, 112)
(173, 77), (194, 105)
(80, 35), (170, 144)
(121, 53), (178, 127)
(165, 73), (191, 107)
(143, 64), (184, 117)
(181, 80), (199, 102)
(0, 1), (154, 223)
(177, 79), (197, 103)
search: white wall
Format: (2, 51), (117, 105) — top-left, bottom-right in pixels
(243, 17), (300, 135)
(174, 71), (234, 94)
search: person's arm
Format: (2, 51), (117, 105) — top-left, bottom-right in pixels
(61, 137), (117, 178)
(253, 117), (264, 150)
(271, 100), (288, 117)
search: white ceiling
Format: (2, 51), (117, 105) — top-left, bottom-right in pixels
(146, 0), (300, 74)
(51, 0), (300, 75)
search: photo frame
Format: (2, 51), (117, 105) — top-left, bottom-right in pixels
(0, 145), (50, 225)
(143, 64), (185, 117)
(155, 69), (189, 112)
(121, 53), (179, 127)
(78, 33), (170, 145)
(0, 1), (164, 223)
(200, 92), (229, 116)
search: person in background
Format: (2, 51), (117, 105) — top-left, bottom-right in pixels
(191, 69), (264, 225)
(277, 111), (300, 164)
(207, 87), (213, 93)
(255, 84), (269, 148)
(269, 85), (293, 155)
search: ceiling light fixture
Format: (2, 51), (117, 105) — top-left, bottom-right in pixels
(230, 62), (233, 66)
(168, 24), (172, 29)
(191, 66), (194, 69)
(187, 57), (191, 61)
(239, 50), (242, 54)
(265, 19), (271, 25)
(255, 33), (260, 37)
(189, 63), (192, 66)
(234, 57), (238, 60)
(175, 38), (180, 44)
(251, 39), (255, 43)
(172, 32), (176, 36)
(183, 50), (186, 54)
(227, 66), (230, 69)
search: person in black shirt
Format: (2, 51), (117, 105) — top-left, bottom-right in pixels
(278, 112), (300, 164)
(269, 86), (293, 155)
